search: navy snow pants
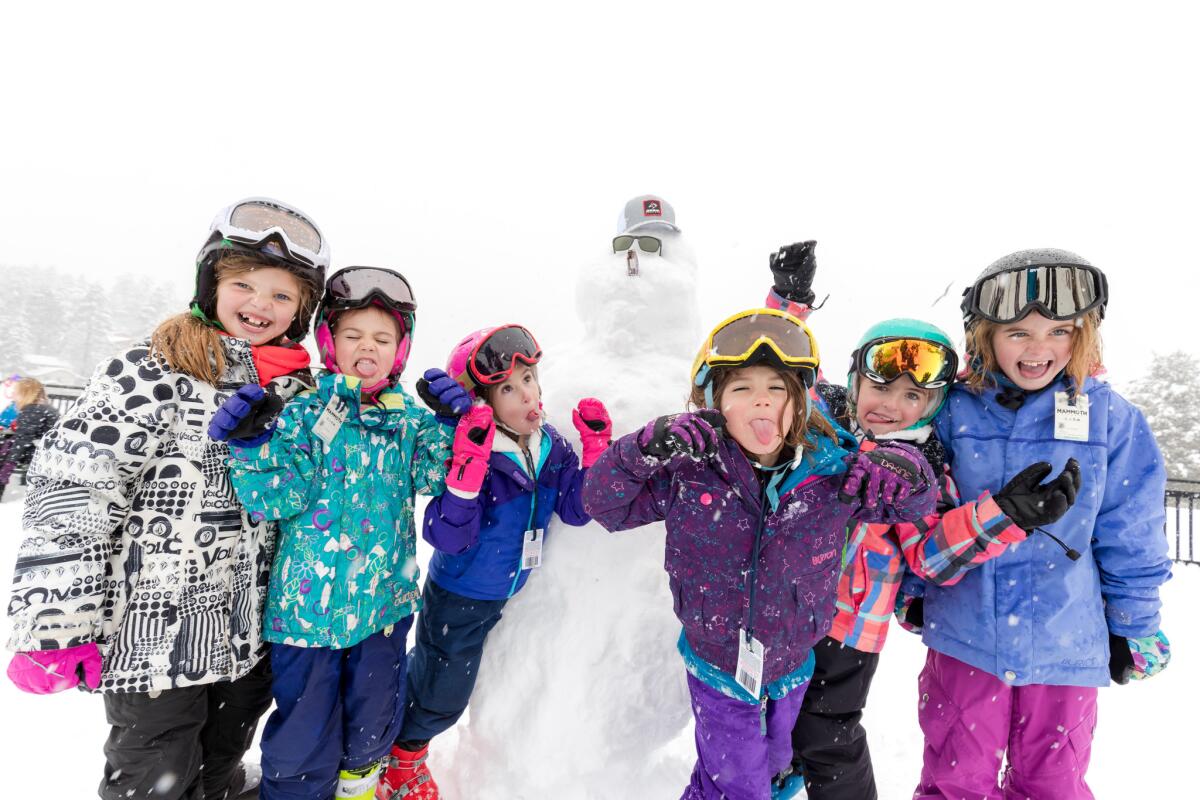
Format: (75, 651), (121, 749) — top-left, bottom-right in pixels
(260, 620), (413, 800)
(397, 579), (507, 743)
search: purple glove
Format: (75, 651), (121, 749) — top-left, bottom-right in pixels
(7, 643), (102, 694)
(839, 441), (934, 523)
(208, 384), (283, 447)
(417, 368), (472, 422)
(637, 410), (725, 462)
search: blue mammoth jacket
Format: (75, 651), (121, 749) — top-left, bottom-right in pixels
(424, 423), (591, 601)
(926, 374), (1170, 687)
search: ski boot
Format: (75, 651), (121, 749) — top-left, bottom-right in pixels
(375, 743), (439, 799)
(771, 765), (807, 800)
(225, 762), (262, 799)
(337, 761), (383, 799)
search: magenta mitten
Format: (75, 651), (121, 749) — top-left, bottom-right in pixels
(572, 398), (612, 468)
(447, 404), (495, 496)
(7, 643), (102, 694)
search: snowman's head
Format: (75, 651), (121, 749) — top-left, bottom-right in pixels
(576, 226), (700, 358)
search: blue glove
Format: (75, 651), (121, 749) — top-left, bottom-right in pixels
(209, 385), (284, 447)
(416, 368), (471, 422)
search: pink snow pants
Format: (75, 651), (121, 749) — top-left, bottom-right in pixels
(914, 649), (1098, 800)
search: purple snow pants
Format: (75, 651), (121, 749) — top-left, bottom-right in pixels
(914, 649), (1099, 800)
(681, 672), (809, 800)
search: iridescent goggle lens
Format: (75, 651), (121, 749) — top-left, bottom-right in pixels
(859, 338), (957, 388)
(612, 235), (662, 254)
(326, 267), (416, 311)
(228, 200), (323, 254)
(706, 311), (817, 368)
(970, 264), (1106, 323)
(470, 325), (543, 385)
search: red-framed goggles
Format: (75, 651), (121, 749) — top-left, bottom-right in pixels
(215, 198), (328, 270)
(855, 337), (958, 389)
(324, 267), (417, 314)
(963, 263), (1108, 324)
(469, 325), (543, 386)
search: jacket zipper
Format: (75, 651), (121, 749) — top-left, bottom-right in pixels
(506, 444), (539, 598)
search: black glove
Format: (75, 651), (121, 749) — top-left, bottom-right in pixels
(1109, 632), (1134, 685)
(769, 240), (818, 305)
(636, 410), (725, 461)
(992, 458), (1081, 530)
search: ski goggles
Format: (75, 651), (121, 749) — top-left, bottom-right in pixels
(469, 325), (543, 385)
(855, 337), (958, 389)
(612, 235), (662, 254)
(215, 198), (328, 270)
(963, 263), (1107, 324)
(324, 267), (417, 314)
(693, 308), (820, 385)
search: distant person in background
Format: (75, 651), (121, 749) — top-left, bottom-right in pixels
(0, 378), (59, 501)
(0, 373), (21, 428)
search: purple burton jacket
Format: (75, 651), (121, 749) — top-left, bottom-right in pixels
(583, 422), (936, 686)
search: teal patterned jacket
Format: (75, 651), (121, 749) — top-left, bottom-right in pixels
(229, 372), (452, 649)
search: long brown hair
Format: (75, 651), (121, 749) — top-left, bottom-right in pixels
(963, 310), (1103, 396)
(12, 378), (48, 409)
(688, 365), (836, 454)
(150, 254), (318, 384)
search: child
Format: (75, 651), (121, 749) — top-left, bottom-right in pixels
(0, 378), (59, 501)
(765, 242), (1066, 800)
(910, 248), (1172, 799)
(376, 324), (611, 800)
(5, 197), (327, 800)
(582, 308), (939, 800)
(214, 267), (467, 800)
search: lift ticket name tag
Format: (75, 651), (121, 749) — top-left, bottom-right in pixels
(1054, 392), (1090, 442)
(736, 629), (765, 698)
(313, 395), (348, 447)
(522, 528), (544, 570)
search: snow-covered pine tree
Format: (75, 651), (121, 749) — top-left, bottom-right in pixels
(1127, 351), (1200, 481)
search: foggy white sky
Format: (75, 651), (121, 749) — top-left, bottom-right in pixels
(2, 1), (1197, 390)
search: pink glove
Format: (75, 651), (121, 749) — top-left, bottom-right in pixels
(446, 404), (495, 496)
(7, 643), (103, 694)
(572, 398), (612, 468)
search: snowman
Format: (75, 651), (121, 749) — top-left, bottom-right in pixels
(440, 196), (701, 799)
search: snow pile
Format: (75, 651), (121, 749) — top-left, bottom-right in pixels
(437, 229), (703, 798)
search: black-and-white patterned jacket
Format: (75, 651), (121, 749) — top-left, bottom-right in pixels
(7, 336), (312, 693)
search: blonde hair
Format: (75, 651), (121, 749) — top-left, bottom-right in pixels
(150, 254), (318, 384)
(12, 378), (48, 409)
(964, 310), (1103, 396)
(688, 366), (836, 454)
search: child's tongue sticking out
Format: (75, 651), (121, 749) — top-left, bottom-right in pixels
(749, 418), (778, 446)
(354, 358), (379, 379)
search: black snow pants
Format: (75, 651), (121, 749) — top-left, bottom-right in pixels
(98, 655), (272, 800)
(790, 636), (881, 800)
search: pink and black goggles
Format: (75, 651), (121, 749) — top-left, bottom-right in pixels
(324, 266), (416, 314)
(468, 325), (543, 385)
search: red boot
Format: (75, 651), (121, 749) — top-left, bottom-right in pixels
(375, 743), (439, 800)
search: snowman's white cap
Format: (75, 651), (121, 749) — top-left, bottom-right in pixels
(618, 194), (681, 234)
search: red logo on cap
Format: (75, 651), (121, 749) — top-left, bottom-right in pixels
(642, 199), (662, 217)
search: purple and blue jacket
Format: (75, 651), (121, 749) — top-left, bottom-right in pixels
(583, 416), (937, 696)
(425, 423), (592, 601)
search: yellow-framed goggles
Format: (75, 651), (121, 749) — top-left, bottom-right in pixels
(691, 308), (821, 389)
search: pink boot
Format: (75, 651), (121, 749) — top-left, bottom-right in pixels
(375, 743), (439, 800)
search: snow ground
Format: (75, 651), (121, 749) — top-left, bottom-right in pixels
(0, 492), (1192, 798)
